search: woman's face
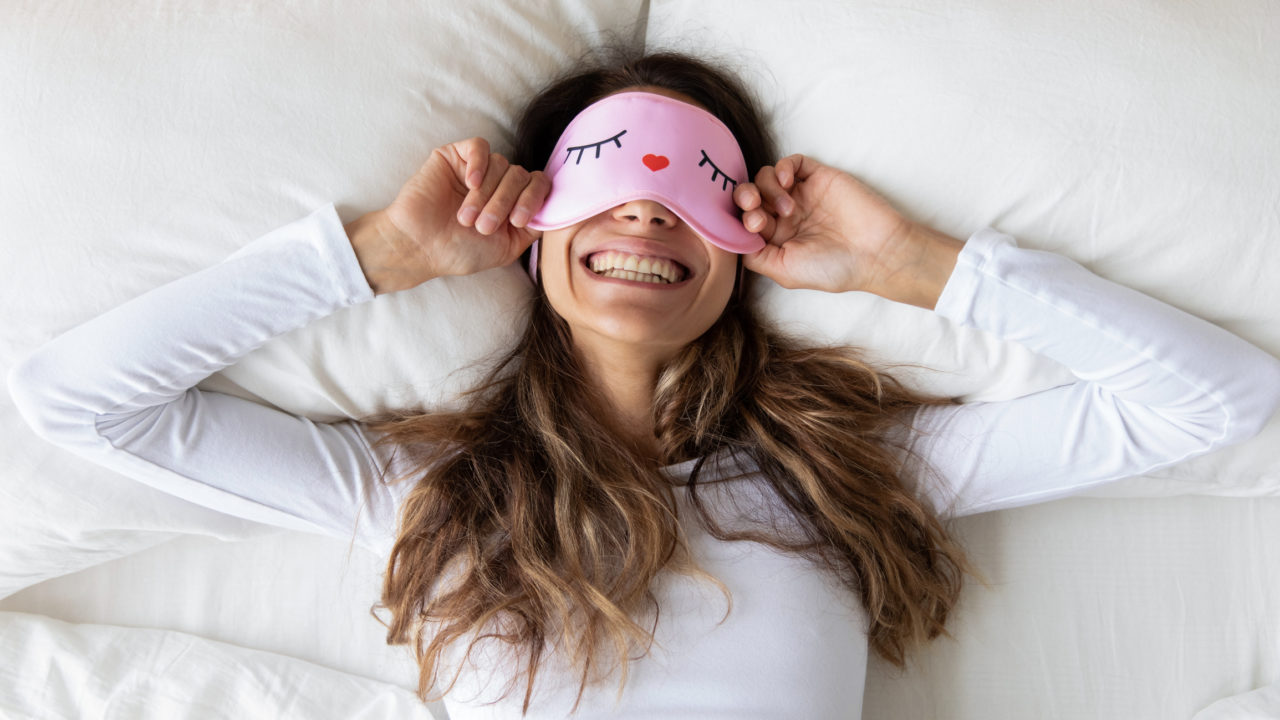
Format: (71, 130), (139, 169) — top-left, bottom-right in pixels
(537, 87), (740, 359)
(538, 198), (738, 354)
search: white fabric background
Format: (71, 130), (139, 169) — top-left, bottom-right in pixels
(2, 0), (1278, 718)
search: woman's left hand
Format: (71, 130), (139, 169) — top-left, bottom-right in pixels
(734, 154), (963, 308)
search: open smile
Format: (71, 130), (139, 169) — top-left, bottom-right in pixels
(584, 250), (690, 285)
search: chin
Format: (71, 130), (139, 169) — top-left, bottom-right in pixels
(589, 313), (697, 348)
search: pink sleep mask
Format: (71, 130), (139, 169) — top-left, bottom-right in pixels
(525, 91), (764, 262)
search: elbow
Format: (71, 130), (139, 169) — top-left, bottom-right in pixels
(1136, 351), (1280, 461)
(1213, 350), (1280, 448)
(1242, 353), (1280, 437)
(7, 348), (86, 445)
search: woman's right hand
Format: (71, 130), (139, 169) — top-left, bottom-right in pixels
(348, 138), (550, 295)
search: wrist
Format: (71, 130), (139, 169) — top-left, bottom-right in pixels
(868, 222), (963, 310)
(345, 209), (431, 296)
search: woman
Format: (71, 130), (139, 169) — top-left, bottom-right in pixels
(10, 50), (1280, 719)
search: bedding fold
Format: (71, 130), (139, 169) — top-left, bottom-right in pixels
(0, 611), (439, 720)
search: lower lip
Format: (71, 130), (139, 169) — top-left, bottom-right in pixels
(580, 258), (690, 289)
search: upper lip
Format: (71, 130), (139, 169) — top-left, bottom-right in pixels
(580, 237), (696, 278)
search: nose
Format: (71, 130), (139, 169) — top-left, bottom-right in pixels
(611, 199), (680, 229)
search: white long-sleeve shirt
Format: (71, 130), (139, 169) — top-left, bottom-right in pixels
(10, 204), (1280, 719)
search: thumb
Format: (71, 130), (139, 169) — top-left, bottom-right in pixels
(515, 225), (540, 254)
(500, 224), (541, 265)
(743, 244), (787, 285)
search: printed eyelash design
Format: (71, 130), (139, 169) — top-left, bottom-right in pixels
(563, 129), (627, 165)
(699, 150), (739, 191)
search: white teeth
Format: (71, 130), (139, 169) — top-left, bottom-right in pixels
(588, 251), (684, 283)
(598, 268), (667, 283)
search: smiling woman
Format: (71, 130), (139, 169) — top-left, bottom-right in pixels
(347, 50), (982, 714)
(331, 44), (965, 714)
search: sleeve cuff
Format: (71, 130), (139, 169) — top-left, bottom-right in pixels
(308, 203), (377, 307)
(225, 203), (377, 308)
(933, 227), (1017, 326)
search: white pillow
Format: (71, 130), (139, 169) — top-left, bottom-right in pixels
(646, 0), (1280, 498)
(0, 0), (646, 599)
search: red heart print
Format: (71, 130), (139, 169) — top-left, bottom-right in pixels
(642, 154), (670, 171)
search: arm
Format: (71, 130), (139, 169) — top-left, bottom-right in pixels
(8, 138), (551, 555)
(7, 205), (402, 552)
(735, 154), (1280, 517)
(907, 228), (1280, 517)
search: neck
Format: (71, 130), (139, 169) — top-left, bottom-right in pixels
(572, 333), (675, 461)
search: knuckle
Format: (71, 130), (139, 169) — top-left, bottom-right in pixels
(458, 138), (484, 161)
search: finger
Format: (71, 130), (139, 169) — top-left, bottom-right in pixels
(742, 243), (788, 286)
(509, 170), (551, 228)
(742, 207), (777, 240)
(477, 165), (532, 233)
(733, 182), (762, 212)
(753, 165), (796, 217)
(451, 139), (491, 227)
(457, 137), (490, 190)
(460, 152), (510, 232)
(785, 153), (828, 186)
(775, 153), (805, 188)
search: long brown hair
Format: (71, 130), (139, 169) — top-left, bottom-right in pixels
(363, 48), (971, 712)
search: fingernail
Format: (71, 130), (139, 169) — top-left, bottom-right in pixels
(510, 207), (529, 226)
(467, 171), (483, 189)
(458, 206), (479, 225)
(780, 196), (795, 215)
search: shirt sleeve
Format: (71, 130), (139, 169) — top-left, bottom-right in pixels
(906, 228), (1280, 518)
(7, 204), (406, 554)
